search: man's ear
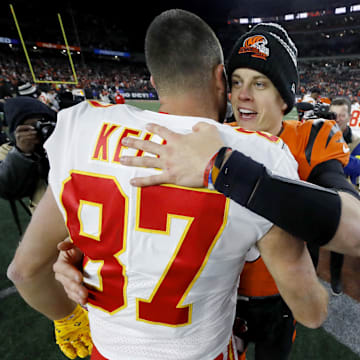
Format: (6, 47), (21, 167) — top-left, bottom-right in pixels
(150, 75), (156, 89)
(214, 64), (227, 94)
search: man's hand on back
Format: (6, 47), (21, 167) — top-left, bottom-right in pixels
(120, 121), (224, 187)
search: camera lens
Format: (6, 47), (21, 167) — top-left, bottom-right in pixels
(41, 125), (54, 140)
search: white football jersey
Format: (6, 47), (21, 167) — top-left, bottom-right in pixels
(302, 94), (317, 119)
(350, 103), (360, 135)
(45, 101), (299, 360)
(302, 94), (316, 105)
(351, 102), (360, 112)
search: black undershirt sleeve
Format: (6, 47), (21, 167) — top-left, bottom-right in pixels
(307, 159), (359, 199)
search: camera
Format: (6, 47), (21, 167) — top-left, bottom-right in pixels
(34, 119), (56, 142)
(313, 103), (337, 120)
(295, 102), (337, 121)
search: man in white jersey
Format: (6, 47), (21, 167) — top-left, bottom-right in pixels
(301, 87), (321, 119)
(7, 9), (328, 360)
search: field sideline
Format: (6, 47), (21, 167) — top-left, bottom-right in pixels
(0, 100), (359, 360)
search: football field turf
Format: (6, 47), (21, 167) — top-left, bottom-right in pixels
(0, 100), (359, 360)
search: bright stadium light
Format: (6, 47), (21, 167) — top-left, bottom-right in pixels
(251, 17), (262, 23)
(296, 12), (308, 19)
(335, 7), (346, 14)
(239, 18), (249, 24)
(285, 14), (294, 21)
(350, 4), (360, 12)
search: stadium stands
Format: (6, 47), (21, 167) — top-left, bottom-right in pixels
(0, 2), (359, 100)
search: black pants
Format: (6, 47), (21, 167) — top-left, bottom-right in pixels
(234, 295), (296, 360)
(307, 242), (320, 268)
(330, 251), (344, 284)
(307, 243), (343, 284)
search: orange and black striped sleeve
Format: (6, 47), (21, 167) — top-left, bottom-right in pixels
(281, 119), (349, 181)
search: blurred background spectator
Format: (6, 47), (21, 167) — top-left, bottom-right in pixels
(0, 96), (57, 213)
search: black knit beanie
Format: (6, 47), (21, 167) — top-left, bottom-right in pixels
(226, 23), (299, 114)
(4, 96), (57, 143)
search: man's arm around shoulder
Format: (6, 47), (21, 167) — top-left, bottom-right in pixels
(326, 191), (360, 254)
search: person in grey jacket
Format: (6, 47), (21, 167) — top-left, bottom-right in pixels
(0, 96), (57, 212)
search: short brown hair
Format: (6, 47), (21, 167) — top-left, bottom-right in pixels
(330, 97), (351, 114)
(145, 9), (223, 96)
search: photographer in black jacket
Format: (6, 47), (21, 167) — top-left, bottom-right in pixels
(0, 96), (57, 213)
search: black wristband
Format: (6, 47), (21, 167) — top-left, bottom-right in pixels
(214, 151), (265, 205)
(214, 146), (232, 170)
(214, 150), (341, 246)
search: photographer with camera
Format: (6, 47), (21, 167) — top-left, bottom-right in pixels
(295, 101), (337, 122)
(301, 87), (322, 119)
(0, 96), (57, 213)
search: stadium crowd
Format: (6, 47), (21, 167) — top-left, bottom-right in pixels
(299, 59), (360, 99)
(0, 50), (155, 101)
(1, 50), (360, 102)
(1, 5), (360, 360)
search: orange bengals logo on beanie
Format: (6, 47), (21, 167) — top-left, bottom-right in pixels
(238, 35), (270, 60)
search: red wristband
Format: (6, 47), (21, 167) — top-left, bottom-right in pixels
(203, 151), (218, 187)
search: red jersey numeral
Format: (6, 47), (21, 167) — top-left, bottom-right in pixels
(62, 172), (128, 314)
(136, 185), (227, 326)
(61, 173), (228, 324)
(350, 110), (360, 127)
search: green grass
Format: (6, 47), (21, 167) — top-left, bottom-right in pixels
(0, 102), (358, 360)
(0, 197), (90, 359)
(0, 199), (31, 291)
(0, 294), (84, 360)
(284, 108), (299, 121)
(126, 99), (160, 112)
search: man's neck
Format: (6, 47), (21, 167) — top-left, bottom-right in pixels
(158, 93), (219, 122)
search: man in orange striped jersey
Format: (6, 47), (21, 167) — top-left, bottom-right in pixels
(222, 23), (354, 360)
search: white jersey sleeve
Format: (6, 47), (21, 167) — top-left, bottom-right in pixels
(214, 122), (299, 181)
(44, 101), (298, 360)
